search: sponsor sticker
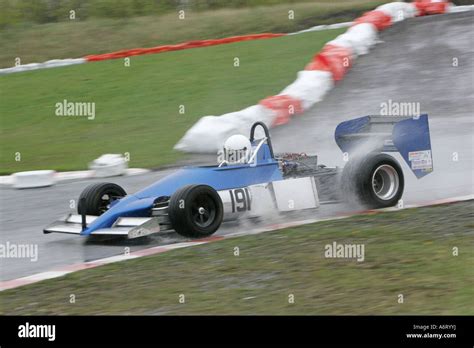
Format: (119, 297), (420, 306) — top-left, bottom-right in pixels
(409, 150), (433, 171)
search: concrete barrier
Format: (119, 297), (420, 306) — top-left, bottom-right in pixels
(12, 170), (56, 189)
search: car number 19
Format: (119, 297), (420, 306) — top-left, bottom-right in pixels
(229, 188), (251, 212)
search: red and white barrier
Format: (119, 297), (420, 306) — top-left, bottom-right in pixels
(377, 2), (419, 21)
(175, 1), (460, 153)
(84, 33), (285, 62)
(329, 23), (378, 56)
(415, 0), (450, 16)
(275, 71), (334, 111)
(0, 34), (283, 75)
(0, 58), (86, 75)
(353, 10), (393, 30)
(259, 70), (334, 128)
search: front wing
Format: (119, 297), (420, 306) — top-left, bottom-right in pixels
(44, 214), (160, 239)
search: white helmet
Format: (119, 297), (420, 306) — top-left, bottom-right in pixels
(223, 134), (252, 164)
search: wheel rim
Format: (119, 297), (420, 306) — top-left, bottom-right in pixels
(371, 164), (399, 201)
(191, 194), (217, 228)
(98, 191), (123, 214)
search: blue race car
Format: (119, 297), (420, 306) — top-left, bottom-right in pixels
(44, 115), (433, 239)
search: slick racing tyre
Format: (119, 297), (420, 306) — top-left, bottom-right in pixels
(168, 184), (224, 238)
(341, 153), (404, 209)
(77, 182), (127, 216)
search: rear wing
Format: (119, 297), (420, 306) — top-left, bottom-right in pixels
(335, 114), (433, 178)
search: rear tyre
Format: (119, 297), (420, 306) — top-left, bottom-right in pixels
(341, 153), (404, 209)
(168, 185), (223, 238)
(77, 182), (127, 216)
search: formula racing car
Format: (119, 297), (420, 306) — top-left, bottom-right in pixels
(44, 114), (433, 239)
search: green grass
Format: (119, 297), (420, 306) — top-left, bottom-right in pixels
(0, 28), (345, 174)
(0, 1), (389, 67)
(1, 201), (472, 315)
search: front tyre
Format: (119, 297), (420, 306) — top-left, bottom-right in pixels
(341, 153), (404, 209)
(77, 182), (127, 216)
(168, 185), (223, 238)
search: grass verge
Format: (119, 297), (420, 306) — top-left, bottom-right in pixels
(0, 29), (344, 174)
(0, 0), (389, 67)
(1, 201), (472, 315)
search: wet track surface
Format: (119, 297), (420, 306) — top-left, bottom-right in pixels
(1, 12), (473, 281)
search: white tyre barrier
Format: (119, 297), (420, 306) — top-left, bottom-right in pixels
(448, 5), (474, 13)
(288, 22), (353, 36)
(376, 2), (418, 22)
(89, 154), (128, 177)
(12, 170), (56, 189)
(175, 105), (277, 153)
(326, 34), (356, 54)
(342, 23), (379, 56)
(278, 70), (334, 110)
(0, 58), (86, 75)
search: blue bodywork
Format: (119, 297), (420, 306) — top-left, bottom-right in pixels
(81, 143), (281, 235)
(392, 115), (433, 178)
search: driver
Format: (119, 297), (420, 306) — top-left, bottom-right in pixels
(222, 134), (253, 165)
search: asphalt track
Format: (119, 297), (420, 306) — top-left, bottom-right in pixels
(1, 11), (473, 282)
